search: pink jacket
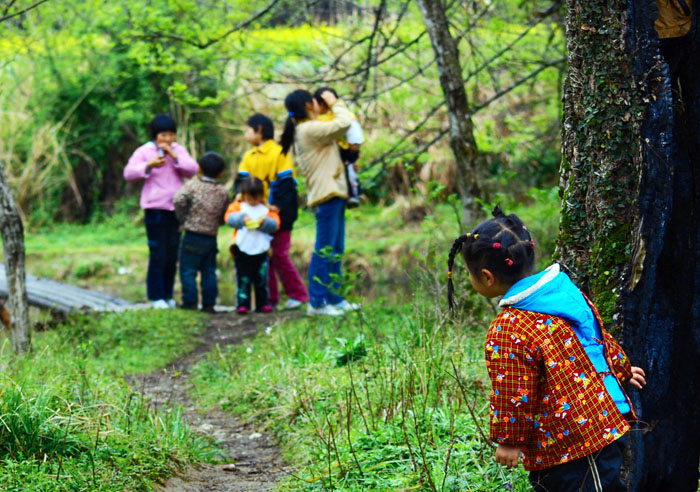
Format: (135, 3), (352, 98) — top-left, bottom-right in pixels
(124, 141), (199, 211)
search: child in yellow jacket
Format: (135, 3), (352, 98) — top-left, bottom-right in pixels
(235, 113), (309, 310)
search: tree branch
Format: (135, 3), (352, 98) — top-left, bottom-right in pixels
(0, 0), (50, 23)
(137, 0), (281, 49)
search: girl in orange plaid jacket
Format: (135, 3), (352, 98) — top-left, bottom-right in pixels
(447, 207), (647, 492)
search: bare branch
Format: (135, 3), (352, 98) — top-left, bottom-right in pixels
(2, 0), (17, 17)
(0, 0), (50, 23)
(136, 0), (281, 49)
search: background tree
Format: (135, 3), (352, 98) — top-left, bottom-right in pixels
(0, 0), (56, 354)
(557, 0), (700, 489)
(0, 162), (30, 354)
(0, 0), (565, 223)
(416, 0), (482, 223)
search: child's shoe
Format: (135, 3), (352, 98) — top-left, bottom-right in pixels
(347, 196), (360, 209)
(166, 299), (177, 308)
(180, 303), (198, 310)
(202, 305), (216, 314)
(284, 299), (304, 310)
(259, 305), (274, 313)
(153, 299), (170, 309)
(237, 306), (249, 315)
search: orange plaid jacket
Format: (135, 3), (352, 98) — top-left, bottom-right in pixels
(485, 300), (635, 471)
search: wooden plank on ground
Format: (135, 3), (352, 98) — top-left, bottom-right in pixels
(0, 264), (133, 312)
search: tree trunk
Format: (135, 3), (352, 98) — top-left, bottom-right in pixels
(415, 0), (483, 224)
(0, 162), (30, 354)
(558, 0), (700, 489)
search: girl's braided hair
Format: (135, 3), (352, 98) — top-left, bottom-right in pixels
(447, 206), (536, 309)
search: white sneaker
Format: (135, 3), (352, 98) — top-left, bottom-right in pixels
(166, 299), (177, 309)
(284, 299), (304, 310)
(153, 299), (170, 309)
(307, 304), (343, 316)
(332, 300), (361, 312)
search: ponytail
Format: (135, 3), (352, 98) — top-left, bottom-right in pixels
(280, 117), (296, 155)
(447, 206), (536, 310)
(280, 89), (314, 155)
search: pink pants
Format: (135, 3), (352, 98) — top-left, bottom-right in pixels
(268, 230), (309, 305)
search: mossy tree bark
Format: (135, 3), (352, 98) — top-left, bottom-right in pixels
(558, 0), (700, 489)
(0, 162), (30, 354)
(415, 0), (483, 224)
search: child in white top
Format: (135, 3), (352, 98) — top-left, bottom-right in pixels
(224, 177), (280, 314)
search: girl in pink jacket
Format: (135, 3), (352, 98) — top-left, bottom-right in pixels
(124, 114), (199, 309)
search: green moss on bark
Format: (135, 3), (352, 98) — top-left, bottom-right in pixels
(557, 0), (644, 329)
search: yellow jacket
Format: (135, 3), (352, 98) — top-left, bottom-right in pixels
(237, 139), (295, 202)
(655, 0), (692, 39)
(294, 100), (352, 207)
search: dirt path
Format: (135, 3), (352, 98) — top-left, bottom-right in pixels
(127, 311), (298, 492)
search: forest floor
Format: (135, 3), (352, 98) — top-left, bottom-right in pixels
(127, 310), (300, 492)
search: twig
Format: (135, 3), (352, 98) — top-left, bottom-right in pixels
(0, 0), (50, 23)
(326, 413), (345, 478)
(345, 390), (364, 476)
(136, 0), (281, 49)
(346, 360), (371, 434)
(449, 358), (493, 450)
(440, 401), (456, 491)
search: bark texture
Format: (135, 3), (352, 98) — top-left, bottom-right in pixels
(0, 162), (30, 354)
(558, 0), (700, 489)
(415, 0), (482, 224)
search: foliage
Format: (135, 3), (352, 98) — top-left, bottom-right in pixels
(187, 193), (560, 490)
(0, 0), (565, 223)
(0, 309), (216, 491)
(190, 261), (530, 491)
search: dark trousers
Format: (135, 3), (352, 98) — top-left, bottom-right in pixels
(179, 231), (218, 308)
(529, 437), (626, 492)
(144, 209), (180, 301)
(233, 246), (269, 310)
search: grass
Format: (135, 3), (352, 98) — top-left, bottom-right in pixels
(17, 187), (560, 307)
(183, 190), (561, 491)
(0, 308), (216, 491)
(188, 273), (531, 491)
(0, 187), (561, 490)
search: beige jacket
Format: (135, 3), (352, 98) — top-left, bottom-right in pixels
(294, 100), (352, 207)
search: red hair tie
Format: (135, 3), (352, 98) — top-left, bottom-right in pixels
(505, 258), (514, 266)
(493, 242), (501, 250)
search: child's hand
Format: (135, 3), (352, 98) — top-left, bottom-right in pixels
(147, 156), (166, 169)
(629, 366), (647, 389)
(244, 216), (261, 229)
(158, 142), (176, 158)
(495, 444), (521, 468)
(320, 90), (337, 107)
(269, 204), (280, 213)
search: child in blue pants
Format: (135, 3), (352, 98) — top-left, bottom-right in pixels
(173, 152), (230, 312)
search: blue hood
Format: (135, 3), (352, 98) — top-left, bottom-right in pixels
(500, 264), (630, 414)
(500, 264), (600, 340)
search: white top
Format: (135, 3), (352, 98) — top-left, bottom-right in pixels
(346, 120), (364, 145)
(236, 202), (273, 255)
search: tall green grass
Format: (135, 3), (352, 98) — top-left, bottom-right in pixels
(187, 190), (560, 490)
(0, 309), (217, 491)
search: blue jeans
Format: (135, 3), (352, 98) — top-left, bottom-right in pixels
(179, 231), (218, 308)
(144, 209), (180, 301)
(308, 197), (346, 308)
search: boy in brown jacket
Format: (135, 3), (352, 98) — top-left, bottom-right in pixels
(173, 152), (230, 312)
